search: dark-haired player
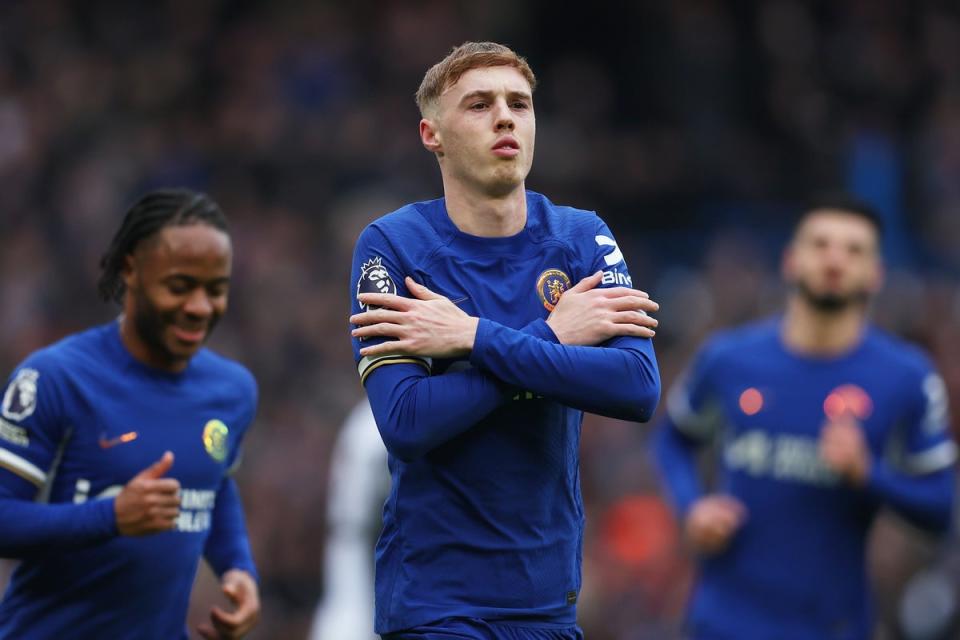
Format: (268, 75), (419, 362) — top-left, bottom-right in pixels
(349, 42), (661, 639)
(0, 189), (259, 639)
(653, 198), (956, 639)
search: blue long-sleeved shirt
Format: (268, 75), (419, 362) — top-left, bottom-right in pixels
(0, 323), (258, 639)
(652, 319), (956, 640)
(350, 191), (660, 633)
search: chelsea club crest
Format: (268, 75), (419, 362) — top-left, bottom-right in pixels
(536, 269), (572, 311)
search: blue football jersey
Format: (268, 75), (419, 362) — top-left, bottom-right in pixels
(656, 319), (956, 640)
(0, 322), (257, 639)
(350, 191), (658, 633)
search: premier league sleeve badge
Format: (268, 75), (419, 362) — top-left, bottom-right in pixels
(356, 257), (398, 310)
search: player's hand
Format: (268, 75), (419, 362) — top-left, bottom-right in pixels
(684, 494), (747, 556)
(819, 417), (871, 486)
(546, 271), (659, 345)
(114, 451), (181, 536)
(197, 569), (260, 639)
(351, 277), (479, 358)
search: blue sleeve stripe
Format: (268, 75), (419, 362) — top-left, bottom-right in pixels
(0, 448), (46, 486)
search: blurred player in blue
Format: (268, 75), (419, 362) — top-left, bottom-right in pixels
(653, 197), (956, 640)
(0, 189), (260, 639)
(348, 42), (662, 639)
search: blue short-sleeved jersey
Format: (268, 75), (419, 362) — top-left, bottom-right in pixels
(350, 191), (658, 633)
(0, 321), (257, 639)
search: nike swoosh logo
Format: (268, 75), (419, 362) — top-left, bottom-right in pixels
(98, 431), (138, 449)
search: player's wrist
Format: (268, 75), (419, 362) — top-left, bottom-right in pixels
(536, 317), (560, 343)
(543, 315), (567, 343)
(460, 316), (479, 352)
(224, 567), (259, 583)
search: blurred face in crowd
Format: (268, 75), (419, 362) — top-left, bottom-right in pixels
(420, 65), (536, 197)
(783, 209), (883, 312)
(122, 224), (232, 371)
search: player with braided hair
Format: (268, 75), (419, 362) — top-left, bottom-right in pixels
(0, 188), (260, 639)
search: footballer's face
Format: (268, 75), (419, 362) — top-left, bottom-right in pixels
(122, 224), (232, 372)
(783, 210), (882, 312)
(421, 65), (535, 197)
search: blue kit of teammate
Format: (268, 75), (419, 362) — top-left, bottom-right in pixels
(0, 322), (257, 639)
(654, 319), (956, 640)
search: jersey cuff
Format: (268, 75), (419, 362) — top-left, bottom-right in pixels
(94, 496), (120, 536)
(524, 318), (560, 343)
(0, 448), (46, 487)
(358, 354), (431, 384)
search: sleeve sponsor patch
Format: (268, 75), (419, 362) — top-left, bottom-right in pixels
(0, 418), (29, 447)
(2, 368), (39, 422)
(356, 257), (397, 310)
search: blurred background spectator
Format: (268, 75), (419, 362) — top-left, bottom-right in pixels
(0, 1), (958, 637)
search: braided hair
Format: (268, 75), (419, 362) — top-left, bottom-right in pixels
(97, 189), (228, 303)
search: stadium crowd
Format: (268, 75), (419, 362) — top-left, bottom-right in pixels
(0, 1), (958, 637)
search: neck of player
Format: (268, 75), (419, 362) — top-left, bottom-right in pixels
(443, 179), (527, 237)
(118, 315), (189, 373)
(781, 296), (867, 357)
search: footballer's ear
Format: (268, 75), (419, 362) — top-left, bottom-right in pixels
(867, 259), (885, 294)
(120, 253), (137, 289)
(781, 244), (796, 281)
(420, 119), (443, 156)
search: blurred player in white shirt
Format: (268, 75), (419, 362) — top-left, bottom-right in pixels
(310, 400), (388, 640)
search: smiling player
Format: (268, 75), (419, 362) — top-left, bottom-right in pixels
(0, 189), (259, 639)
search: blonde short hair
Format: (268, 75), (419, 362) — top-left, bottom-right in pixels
(416, 41), (537, 117)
